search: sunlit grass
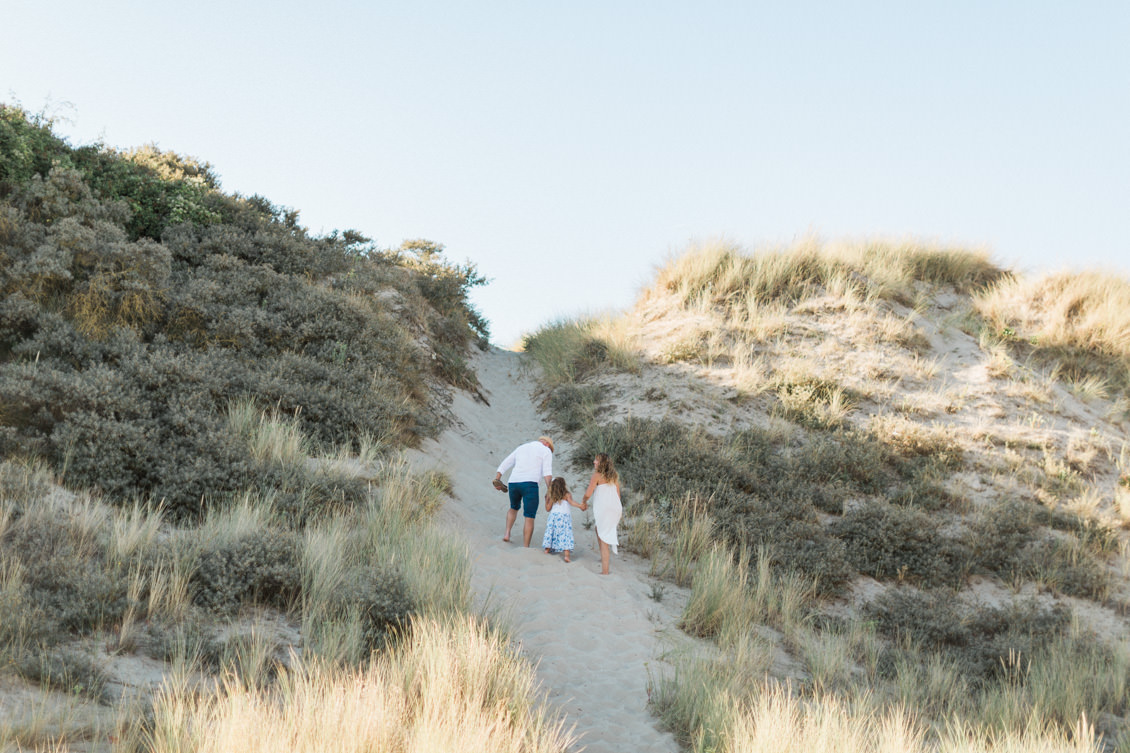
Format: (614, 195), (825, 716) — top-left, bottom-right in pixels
(975, 270), (1130, 394)
(133, 615), (574, 753)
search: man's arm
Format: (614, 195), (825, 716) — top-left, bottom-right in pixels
(495, 449), (518, 480)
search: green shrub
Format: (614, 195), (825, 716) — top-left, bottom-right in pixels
(866, 589), (1072, 685)
(968, 500), (1040, 574)
(887, 476), (960, 512)
(323, 565), (414, 653)
(573, 418), (755, 503)
(575, 418), (856, 592)
(716, 496), (853, 595)
(74, 142), (221, 241)
(968, 500), (1111, 598)
(543, 384), (602, 432)
(3, 516), (130, 638)
(15, 648), (111, 703)
(191, 528), (301, 614)
(0, 105), (74, 192)
(1015, 537), (1110, 600)
(830, 502), (968, 588)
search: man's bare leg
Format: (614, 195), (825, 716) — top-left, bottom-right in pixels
(522, 517), (535, 547)
(504, 508), (518, 542)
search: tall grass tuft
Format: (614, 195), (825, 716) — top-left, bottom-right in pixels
(648, 495), (715, 587)
(522, 316), (640, 388)
(679, 544), (753, 639)
(975, 270), (1130, 394)
(227, 399), (310, 467)
(137, 615), (574, 753)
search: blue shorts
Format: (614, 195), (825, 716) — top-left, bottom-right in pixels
(508, 481), (540, 519)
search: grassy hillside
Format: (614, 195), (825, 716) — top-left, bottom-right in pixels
(524, 239), (1130, 752)
(0, 105), (574, 752)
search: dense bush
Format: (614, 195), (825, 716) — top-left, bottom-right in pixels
(968, 500), (1111, 599)
(325, 565), (415, 653)
(1014, 537), (1110, 600)
(191, 528), (302, 614)
(542, 384), (602, 432)
(2, 515), (130, 638)
(830, 502), (968, 588)
(0, 105), (488, 514)
(716, 496), (853, 594)
(572, 416), (975, 592)
(0, 105), (73, 193)
(15, 647), (111, 703)
(967, 500), (1040, 574)
(866, 588), (1072, 685)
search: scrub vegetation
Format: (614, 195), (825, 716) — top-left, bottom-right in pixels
(0, 104), (573, 753)
(524, 238), (1130, 752)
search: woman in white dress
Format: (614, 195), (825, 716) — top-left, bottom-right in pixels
(582, 453), (622, 575)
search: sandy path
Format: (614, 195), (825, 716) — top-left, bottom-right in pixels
(412, 347), (684, 753)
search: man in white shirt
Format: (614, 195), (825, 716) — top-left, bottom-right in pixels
(493, 436), (554, 547)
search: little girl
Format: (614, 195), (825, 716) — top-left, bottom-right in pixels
(542, 477), (586, 562)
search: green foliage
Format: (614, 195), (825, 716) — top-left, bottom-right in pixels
(571, 416), (976, 593)
(391, 239), (490, 349)
(542, 384), (602, 432)
(1014, 537), (1110, 600)
(323, 565), (415, 653)
(968, 500), (1112, 599)
(191, 528), (302, 614)
(574, 418), (852, 593)
(830, 502), (968, 588)
(2, 515), (130, 640)
(0, 105), (74, 193)
(866, 589), (1072, 685)
(15, 648), (111, 703)
(967, 500), (1040, 574)
(73, 142), (222, 240)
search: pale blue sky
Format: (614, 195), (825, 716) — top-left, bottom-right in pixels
(4, 1), (1127, 345)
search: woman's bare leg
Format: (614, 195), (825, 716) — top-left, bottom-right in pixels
(599, 539), (611, 574)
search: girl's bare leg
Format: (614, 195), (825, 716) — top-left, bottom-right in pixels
(564, 550), (571, 563)
(599, 540), (611, 574)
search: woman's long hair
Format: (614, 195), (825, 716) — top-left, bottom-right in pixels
(548, 476), (568, 503)
(594, 453), (618, 484)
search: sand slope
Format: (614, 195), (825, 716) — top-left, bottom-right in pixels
(413, 346), (684, 753)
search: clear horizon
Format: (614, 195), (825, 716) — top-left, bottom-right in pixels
(4, 1), (1127, 346)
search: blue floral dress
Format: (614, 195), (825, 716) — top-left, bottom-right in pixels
(541, 499), (575, 552)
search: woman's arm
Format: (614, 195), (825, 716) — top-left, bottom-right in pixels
(582, 472), (599, 504)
